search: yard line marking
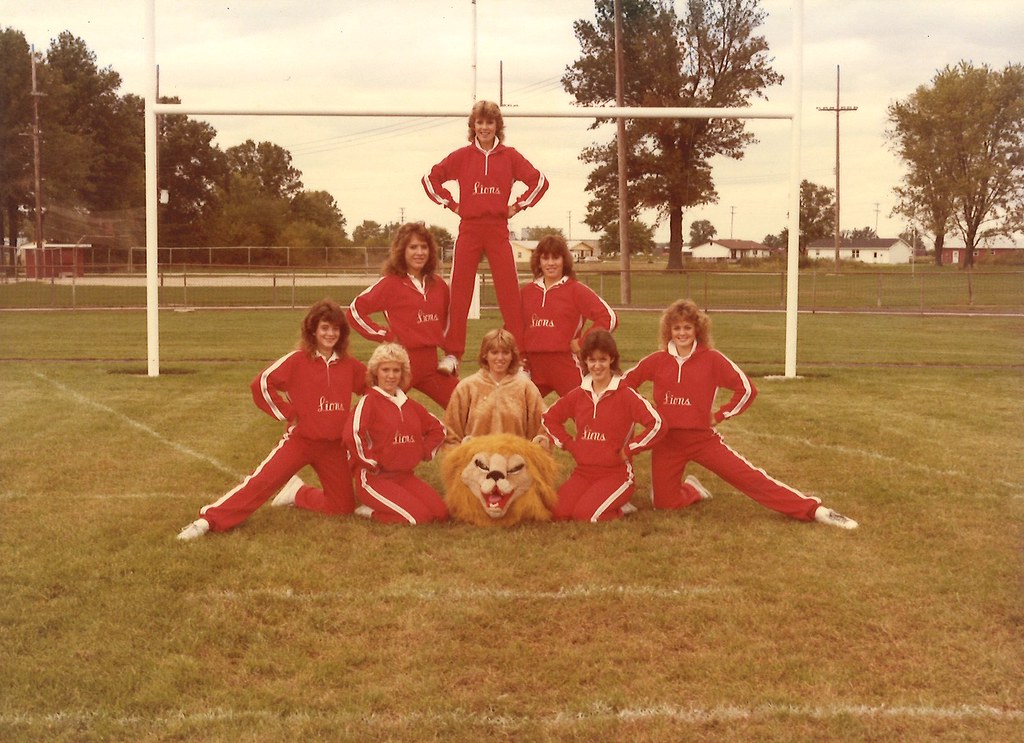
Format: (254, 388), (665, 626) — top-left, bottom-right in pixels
(731, 426), (1021, 490)
(193, 584), (728, 602)
(33, 372), (241, 479)
(1, 703), (1020, 730)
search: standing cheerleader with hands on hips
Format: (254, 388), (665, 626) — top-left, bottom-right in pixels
(345, 343), (448, 525)
(347, 222), (459, 408)
(622, 299), (859, 530)
(520, 234), (618, 398)
(177, 299), (366, 540)
(543, 330), (663, 522)
(422, 100), (549, 374)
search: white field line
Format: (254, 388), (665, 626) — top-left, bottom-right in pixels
(731, 426), (1022, 492)
(33, 372), (241, 479)
(1, 703), (1019, 730)
(192, 584), (729, 602)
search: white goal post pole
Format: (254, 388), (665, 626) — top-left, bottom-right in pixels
(144, 0), (160, 377)
(784, 0), (804, 379)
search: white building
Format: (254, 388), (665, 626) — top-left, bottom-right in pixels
(690, 239), (774, 262)
(509, 239), (601, 263)
(806, 237), (913, 264)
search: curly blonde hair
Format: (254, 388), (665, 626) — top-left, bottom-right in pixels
(366, 342), (412, 389)
(658, 299), (713, 350)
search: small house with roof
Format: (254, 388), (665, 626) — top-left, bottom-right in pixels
(806, 237), (912, 264)
(689, 239), (774, 262)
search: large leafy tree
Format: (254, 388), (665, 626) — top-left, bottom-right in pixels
(225, 140), (303, 201)
(563, 0), (783, 269)
(158, 98), (227, 247)
(40, 32), (143, 215)
(689, 219), (717, 247)
(599, 219), (656, 255)
(0, 28), (33, 252)
(765, 180), (834, 252)
(888, 61), (1024, 268)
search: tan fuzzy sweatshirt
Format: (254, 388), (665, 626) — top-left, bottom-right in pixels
(443, 369), (546, 447)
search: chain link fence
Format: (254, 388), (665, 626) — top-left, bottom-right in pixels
(1, 246), (1021, 313)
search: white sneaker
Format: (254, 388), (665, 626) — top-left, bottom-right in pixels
(437, 355), (459, 375)
(354, 505), (374, 519)
(685, 475), (713, 500)
(814, 506), (859, 530)
(271, 475), (303, 507)
(177, 518), (210, 541)
(621, 502), (638, 516)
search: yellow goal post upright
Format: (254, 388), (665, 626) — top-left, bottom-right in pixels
(143, 0), (804, 378)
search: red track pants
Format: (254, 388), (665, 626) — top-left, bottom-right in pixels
(650, 428), (820, 520)
(355, 469), (449, 525)
(407, 346), (458, 408)
(446, 220), (524, 358)
(553, 461), (636, 523)
(199, 429), (355, 531)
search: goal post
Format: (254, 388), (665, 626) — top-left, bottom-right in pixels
(142, 0), (804, 377)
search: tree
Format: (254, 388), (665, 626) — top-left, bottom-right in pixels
(599, 219), (655, 256)
(225, 140), (303, 201)
(428, 225), (454, 255)
(519, 225), (565, 240)
(841, 226), (877, 240)
(764, 180), (834, 253)
(0, 28), (33, 252)
(351, 220), (390, 247)
(158, 99), (227, 247)
(40, 32), (144, 216)
(888, 61), (1024, 269)
(688, 219), (717, 247)
(290, 190), (347, 238)
(563, 0), (783, 269)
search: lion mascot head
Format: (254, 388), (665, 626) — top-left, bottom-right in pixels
(440, 433), (559, 527)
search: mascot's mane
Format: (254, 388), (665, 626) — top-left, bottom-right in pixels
(440, 433), (559, 527)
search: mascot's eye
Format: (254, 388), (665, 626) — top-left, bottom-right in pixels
(508, 464), (524, 474)
(474, 458), (490, 471)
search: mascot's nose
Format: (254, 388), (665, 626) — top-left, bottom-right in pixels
(486, 471), (504, 482)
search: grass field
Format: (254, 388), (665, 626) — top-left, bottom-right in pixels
(1, 307), (1022, 741)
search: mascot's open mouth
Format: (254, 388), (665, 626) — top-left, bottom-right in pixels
(462, 453), (529, 518)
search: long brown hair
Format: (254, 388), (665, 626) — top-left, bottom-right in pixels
(382, 222), (439, 278)
(299, 299), (350, 357)
(529, 234), (575, 280)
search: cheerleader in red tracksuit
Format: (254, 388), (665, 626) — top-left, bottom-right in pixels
(543, 330), (663, 522)
(345, 343), (448, 525)
(521, 234), (617, 398)
(422, 100), (549, 368)
(177, 300), (366, 540)
(347, 222), (458, 407)
(622, 299), (859, 529)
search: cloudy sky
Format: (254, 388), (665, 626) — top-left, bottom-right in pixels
(6, 0), (1022, 245)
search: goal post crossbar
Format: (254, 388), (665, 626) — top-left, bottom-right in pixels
(143, 0), (804, 379)
(150, 103), (796, 120)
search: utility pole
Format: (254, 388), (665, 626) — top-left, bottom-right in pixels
(817, 65), (857, 273)
(730, 206), (736, 239)
(30, 45), (44, 253)
(567, 211), (572, 241)
(874, 202), (880, 234)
